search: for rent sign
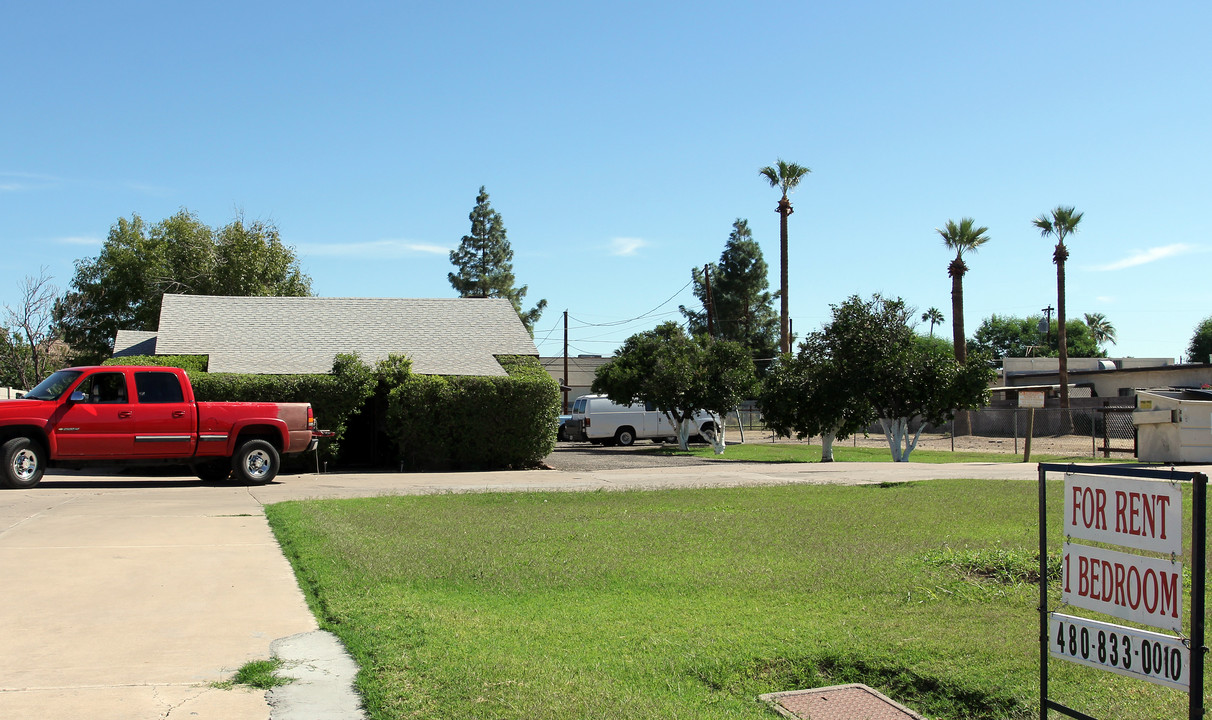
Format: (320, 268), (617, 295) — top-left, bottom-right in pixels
(1065, 474), (1181, 554)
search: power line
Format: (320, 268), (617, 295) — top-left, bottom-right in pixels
(568, 280), (693, 328)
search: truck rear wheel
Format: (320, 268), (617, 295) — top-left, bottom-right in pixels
(231, 439), (279, 485)
(614, 427), (636, 446)
(2, 437), (46, 489)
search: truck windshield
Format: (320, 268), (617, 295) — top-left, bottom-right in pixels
(24, 370), (84, 400)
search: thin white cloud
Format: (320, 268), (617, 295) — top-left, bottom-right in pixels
(296, 239), (450, 258)
(54, 236), (103, 246)
(0, 172), (60, 191)
(609, 237), (648, 256)
(1088, 243), (1197, 271)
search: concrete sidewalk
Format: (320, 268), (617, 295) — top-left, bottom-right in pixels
(0, 460), (1198, 719)
(0, 482), (318, 720)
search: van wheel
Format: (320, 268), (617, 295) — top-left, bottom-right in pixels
(2, 437), (45, 489)
(614, 427), (636, 447)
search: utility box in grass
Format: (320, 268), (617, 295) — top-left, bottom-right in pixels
(1133, 389), (1212, 463)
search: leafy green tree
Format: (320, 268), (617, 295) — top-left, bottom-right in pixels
(758, 332), (874, 461)
(680, 219), (779, 367)
(56, 209), (312, 364)
(1033, 206), (1084, 407)
(1187, 317), (1212, 364)
(970, 314), (1104, 359)
(448, 186), (546, 335)
(937, 217), (990, 363)
(921, 307), (944, 338)
(806, 295), (992, 461)
(1083, 312), (1116, 351)
(970, 314), (1045, 358)
(759, 159), (811, 354)
(591, 322), (757, 453)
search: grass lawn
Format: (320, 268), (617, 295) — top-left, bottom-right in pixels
(267, 479), (1206, 719)
(650, 443), (1117, 464)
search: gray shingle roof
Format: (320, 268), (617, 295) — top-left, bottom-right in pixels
(151, 295), (538, 376)
(112, 330), (158, 357)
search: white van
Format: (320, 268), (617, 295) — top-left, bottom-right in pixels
(565, 394), (717, 446)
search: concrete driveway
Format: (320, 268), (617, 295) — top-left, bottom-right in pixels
(0, 459), (1195, 719)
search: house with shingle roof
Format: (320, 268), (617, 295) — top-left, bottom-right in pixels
(112, 294), (538, 375)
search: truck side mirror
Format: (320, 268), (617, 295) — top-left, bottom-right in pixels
(69, 391), (86, 403)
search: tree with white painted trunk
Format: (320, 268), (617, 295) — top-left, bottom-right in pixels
(757, 333), (874, 462)
(591, 322), (756, 453)
(809, 295), (994, 462)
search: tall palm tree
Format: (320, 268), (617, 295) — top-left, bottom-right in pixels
(1033, 206), (1083, 408)
(936, 217), (990, 363)
(759, 159), (811, 354)
(1084, 312), (1116, 350)
(921, 307), (944, 338)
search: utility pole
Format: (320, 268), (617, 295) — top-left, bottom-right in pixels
(1040, 305), (1054, 347)
(563, 310), (569, 413)
(703, 265), (715, 338)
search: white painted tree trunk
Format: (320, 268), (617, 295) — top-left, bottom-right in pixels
(676, 418), (694, 450)
(879, 416), (925, 462)
(821, 431), (836, 462)
(706, 414), (726, 455)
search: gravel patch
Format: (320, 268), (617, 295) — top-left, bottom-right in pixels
(545, 441), (716, 471)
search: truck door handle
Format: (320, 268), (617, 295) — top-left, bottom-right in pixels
(118, 411), (132, 419)
(172, 411), (186, 418)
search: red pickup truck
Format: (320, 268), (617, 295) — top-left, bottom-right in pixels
(0, 365), (324, 489)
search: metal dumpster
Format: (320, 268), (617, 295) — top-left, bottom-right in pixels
(1132, 389), (1212, 463)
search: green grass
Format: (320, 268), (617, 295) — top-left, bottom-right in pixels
(651, 442), (1118, 464)
(213, 658), (292, 690)
(267, 480), (1207, 719)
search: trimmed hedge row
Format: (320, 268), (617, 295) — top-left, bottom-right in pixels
(104, 354), (376, 456)
(104, 354), (209, 373)
(386, 355), (560, 470)
(103, 352), (558, 470)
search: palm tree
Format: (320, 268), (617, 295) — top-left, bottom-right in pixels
(759, 159), (811, 354)
(1084, 312), (1116, 350)
(921, 307), (944, 338)
(936, 217), (990, 363)
(1033, 206), (1083, 408)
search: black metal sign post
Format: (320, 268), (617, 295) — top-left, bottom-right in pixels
(1038, 463), (1206, 720)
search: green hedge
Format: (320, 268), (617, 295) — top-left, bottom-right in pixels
(105, 353), (375, 457)
(104, 354), (209, 373)
(386, 355), (560, 470)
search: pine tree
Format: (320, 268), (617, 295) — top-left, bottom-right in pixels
(680, 219), (779, 366)
(448, 187), (546, 334)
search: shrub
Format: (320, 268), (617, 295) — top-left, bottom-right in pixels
(188, 354), (376, 457)
(104, 354), (209, 373)
(386, 355), (559, 470)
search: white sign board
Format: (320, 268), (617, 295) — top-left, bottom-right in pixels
(1064, 473), (1182, 554)
(1050, 613), (1189, 690)
(1019, 390), (1045, 408)
(1062, 542), (1182, 630)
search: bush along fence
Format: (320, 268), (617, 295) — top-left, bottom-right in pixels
(387, 355), (561, 471)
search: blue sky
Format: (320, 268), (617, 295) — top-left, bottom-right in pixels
(3, 2), (1209, 361)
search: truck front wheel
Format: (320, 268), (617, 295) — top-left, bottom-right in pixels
(231, 439), (280, 485)
(2, 437), (46, 489)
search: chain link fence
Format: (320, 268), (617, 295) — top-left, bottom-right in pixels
(724, 406), (1137, 458)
